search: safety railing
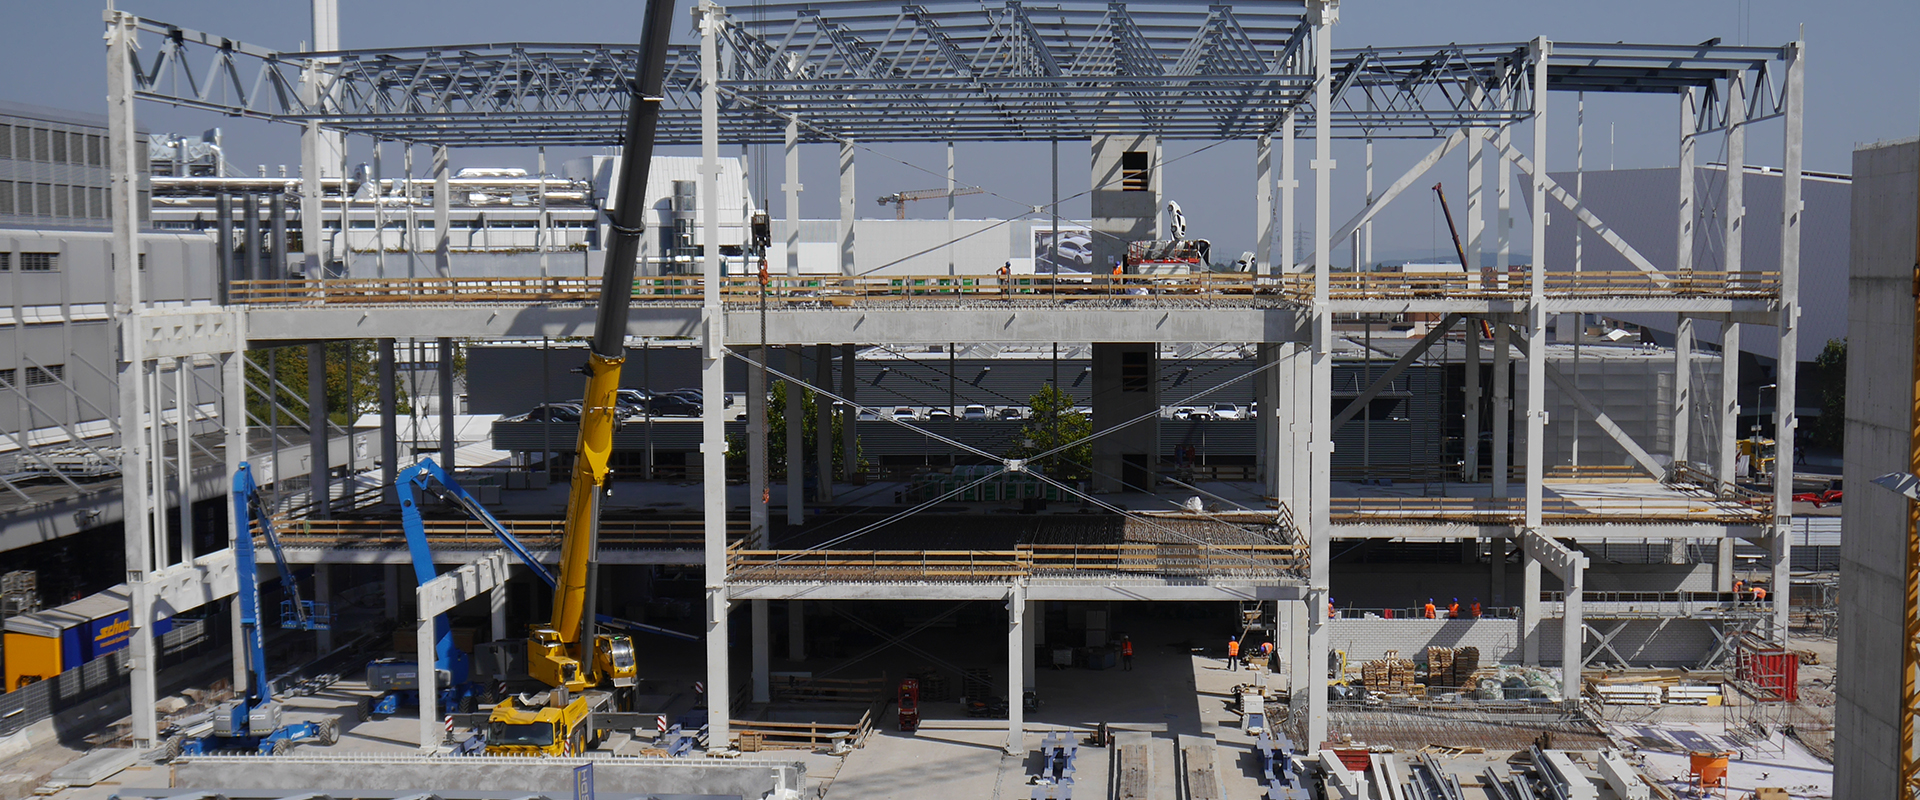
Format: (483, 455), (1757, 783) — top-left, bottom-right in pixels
(727, 542), (1304, 582)
(1329, 493), (1769, 524)
(227, 269), (1782, 308)
(262, 517), (749, 550)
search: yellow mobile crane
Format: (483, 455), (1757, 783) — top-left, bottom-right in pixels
(483, 0), (673, 756)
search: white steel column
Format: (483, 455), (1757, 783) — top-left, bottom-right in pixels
(222, 340), (247, 698)
(416, 587), (437, 752)
(1719, 69), (1747, 488)
(1005, 583), (1026, 755)
(1305, 0), (1338, 750)
(786, 346), (804, 525)
(438, 338), (455, 471)
(490, 580), (508, 642)
(698, 0), (732, 754)
(752, 599), (770, 703)
(111, 12), (155, 745)
(946, 142), (957, 276)
(380, 338), (398, 503)
(839, 141), (856, 277)
(1494, 323), (1511, 496)
(176, 359), (193, 561)
(1523, 39), (1550, 530)
(783, 119), (802, 278)
(1259, 343), (1282, 498)
(748, 347), (768, 544)
(1770, 41), (1804, 644)
(308, 345), (329, 517)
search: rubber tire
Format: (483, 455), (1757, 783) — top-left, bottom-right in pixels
(318, 717), (340, 746)
(163, 736), (184, 762)
(271, 739), (292, 756)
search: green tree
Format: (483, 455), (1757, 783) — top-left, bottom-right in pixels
(726, 379), (860, 477)
(1807, 338), (1845, 449)
(246, 342), (413, 429)
(1006, 384), (1091, 481)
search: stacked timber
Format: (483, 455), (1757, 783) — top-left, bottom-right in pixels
(1426, 648), (1455, 689)
(1361, 653), (1417, 694)
(1451, 647), (1481, 688)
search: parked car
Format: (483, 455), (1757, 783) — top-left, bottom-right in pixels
(513, 403), (582, 423)
(645, 395), (702, 417)
(893, 406), (920, 421)
(1210, 402), (1242, 420)
(998, 407), (1026, 420)
(667, 388), (733, 407)
(962, 405), (990, 421)
(926, 408), (954, 420)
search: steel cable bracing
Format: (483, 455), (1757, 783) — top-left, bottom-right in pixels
(732, 468), (1008, 570)
(1021, 350), (1286, 465)
(1016, 468), (1294, 572)
(724, 348), (1004, 464)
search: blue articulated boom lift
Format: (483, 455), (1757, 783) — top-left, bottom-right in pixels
(369, 459), (695, 719)
(169, 463), (342, 758)
(366, 456), (549, 717)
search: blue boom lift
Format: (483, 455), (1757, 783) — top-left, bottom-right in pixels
(168, 463), (342, 758)
(365, 457), (552, 717)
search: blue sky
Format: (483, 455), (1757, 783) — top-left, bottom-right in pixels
(3, 0), (1912, 263)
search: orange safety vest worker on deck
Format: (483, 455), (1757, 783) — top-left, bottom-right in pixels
(1447, 599), (1460, 618)
(1753, 586), (1768, 602)
(1424, 600), (1437, 619)
(1121, 637), (1135, 671)
(1226, 639), (1241, 671)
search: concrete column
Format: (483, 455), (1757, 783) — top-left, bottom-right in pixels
(841, 343), (856, 481)
(783, 119), (802, 277)
(307, 343), (330, 518)
(379, 338), (398, 504)
(1288, 597), (1310, 727)
(1771, 41), (1804, 644)
(700, 3), (733, 754)
(1465, 320), (1482, 482)
(1256, 132), (1274, 270)
(1717, 537), (1736, 590)
(1258, 343), (1282, 497)
(815, 345), (834, 502)
(839, 141), (856, 276)
(1279, 113), (1295, 275)
(1006, 585), (1025, 755)
(786, 346), (804, 525)
(748, 347), (769, 546)
(1490, 540), (1507, 606)
(1306, 0), (1337, 751)
(1522, 538), (1541, 665)
(1091, 343), (1159, 493)
(1676, 87), (1697, 278)
(1674, 317), (1692, 464)
(752, 599), (770, 703)
(1291, 343), (1310, 524)
(314, 564), (333, 653)
(384, 564), (401, 619)
(1022, 600), (1039, 691)
(438, 338), (456, 471)
(1562, 555), (1584, 685)
(787, 600), (805, 661)
(432, 145), (452, 277)
(1719, 68), (1746, 489)
(416, 587), (438, 752)
(1493, 324), (1511, 496)
(490, 580), (508, 642)
(1523, 39), (1550, 530)
(111, 13), (155, 744)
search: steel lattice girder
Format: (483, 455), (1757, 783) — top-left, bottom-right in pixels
(121, 3), (1792, 146)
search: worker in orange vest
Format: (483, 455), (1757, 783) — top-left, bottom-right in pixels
(1226, 638), (1241, 671)
(1423, 599), (1437, 619)
(1470, 598), (1483, 618)
(1447, 598), (1461, 618)
(998, 262), (1012, 297)
(1732, 578), (1745, 596)
(1753, 585), (1768, 602)
(1328, 597), (1337, 619)
(1121, 635), (1135, 671)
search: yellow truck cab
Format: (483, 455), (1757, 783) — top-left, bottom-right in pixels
(485, 687), (606, 757)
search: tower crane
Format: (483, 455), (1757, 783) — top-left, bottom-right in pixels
(876, 186), (983, 219)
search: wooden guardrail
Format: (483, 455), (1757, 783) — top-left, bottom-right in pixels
(731, 677), (888, 752)
(727, 542), (1304, 582)
(1328, 493), (1769, 524)
(728, 549), (1031, 581)
(228, 269), (1782, 307)
(1022, 543), (1302, 575)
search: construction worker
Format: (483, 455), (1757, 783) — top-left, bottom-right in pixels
(1226, 637), (1241, 671)
(1753, 585), (1769, 603)
(1447, 598), (1461, 619)
(1121, 636), (1134, 671)
(1732, 578), (1745, 597)
(1259, 640), (1275, 670)
(998, 262), (1012, 298)
(1423, 599), (1437, 619)
(1470, 598), (1483, 618)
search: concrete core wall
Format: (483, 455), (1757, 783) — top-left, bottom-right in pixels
(1837, 137), (1919, 800)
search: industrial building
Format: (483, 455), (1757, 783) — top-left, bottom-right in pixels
(0, 2), (1851, 799)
